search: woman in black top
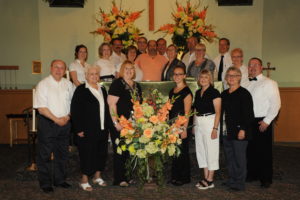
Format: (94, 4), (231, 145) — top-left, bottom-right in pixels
(194, 69), (221, 190)
(161, 44), (186, 81)
(71, 65), (113, 191)
(168, 65), (193, 186)
(221, 67), (254, 191)
(107, 60), (142, 187)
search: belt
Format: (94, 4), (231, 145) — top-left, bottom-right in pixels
(39, 115), (55, 123)
(196, 113), (214, 117)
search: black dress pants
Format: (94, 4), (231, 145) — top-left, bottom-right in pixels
(171, 137), (190, 182)
(247, 118), (273, 184)
(36, 116), (70, 188)
(110, 127), (128, 185)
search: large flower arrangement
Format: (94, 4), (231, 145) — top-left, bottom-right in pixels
(116, 89), (188, 187)
(91, 1), (144, 48)
(156, 0), (217, 51)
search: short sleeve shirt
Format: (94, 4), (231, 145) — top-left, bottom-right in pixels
(108, 78), (142, 119)
(34, 75), (73, 117)
(194, 85), (220, 114)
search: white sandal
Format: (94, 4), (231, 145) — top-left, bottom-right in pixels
(93, 178), (107, 187)
(79, 182), (93, 191)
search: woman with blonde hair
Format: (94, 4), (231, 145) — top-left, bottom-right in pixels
(108, 60), (142, 187)
(187, 43), (215, 80)
(194, 69), (221, 190)
(94, 43), (116, 81)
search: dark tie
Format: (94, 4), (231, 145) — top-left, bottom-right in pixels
(249, 77), (257, 81)
(217, 55), (224, 81)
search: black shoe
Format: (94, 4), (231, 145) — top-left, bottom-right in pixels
(42, 187), (54, 193)
(261, 182), (271, 188)
(172, 180), (184, 186)
(54, 182), (71, 188)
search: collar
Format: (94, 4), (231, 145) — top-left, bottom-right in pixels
(49, 75), (63, 83)
(85, 82), (100, 90)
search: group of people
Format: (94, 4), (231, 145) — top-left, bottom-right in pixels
(34, 37), (281, 193)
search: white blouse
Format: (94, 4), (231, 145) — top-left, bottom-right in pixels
(69, 59), (89, 84)
(94, 58), (116, 77)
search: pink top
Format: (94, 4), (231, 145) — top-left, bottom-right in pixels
(135, 53), (168, 81)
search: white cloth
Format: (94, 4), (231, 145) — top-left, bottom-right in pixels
(194, 115), (220, 170)
(245, 74), (281, 124)
(34, 75), (73, 117)
(109, 51), (126, 68)
(69, 59), (89, 85)
(85, 82), (105, 130)
(182, 51), (195, 70)
(213, 52), (233, 82)
(116, 63), (143, 82)
(94, 58), (116, 77)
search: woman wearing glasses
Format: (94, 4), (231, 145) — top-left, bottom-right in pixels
(168, 65), (193, 186)
(187, 43), (215, 80)
(221, 67), (254, 191)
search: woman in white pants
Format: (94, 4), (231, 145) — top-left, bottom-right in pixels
(194, 69), (221, 189)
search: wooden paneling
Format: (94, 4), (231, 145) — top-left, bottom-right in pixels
(274, 88), (300, 142)
(0, 90), (32, 144)
(0, 87), (299, 143)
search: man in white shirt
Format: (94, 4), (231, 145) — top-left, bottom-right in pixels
(181, 36), (198, 69)
(109, 38), (126, 67)
(34, 60), (73, 193)
(213, 38), (233, 82)
(246, 57), (281, 189)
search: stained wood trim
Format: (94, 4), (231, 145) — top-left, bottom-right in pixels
(149, 0), (154, 31)
(0, 66), (19, 70)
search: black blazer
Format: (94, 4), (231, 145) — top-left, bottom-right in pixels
(71, 84), (113, 140)
(221, 87), (254, 140)
(161, 58), (186, 81)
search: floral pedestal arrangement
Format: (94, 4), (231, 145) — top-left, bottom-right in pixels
(116, 89), (188, 188)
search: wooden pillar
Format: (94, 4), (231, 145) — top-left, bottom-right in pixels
(149, 0), (154, 31)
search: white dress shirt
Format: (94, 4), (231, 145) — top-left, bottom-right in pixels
(85, 82), (105, 130)
(69, 59), (89, 84)
(182, 51), (195, 70)
(34, 75), (73, 118)
(246, 74), (281, 124)
(213, 52), (233, 82)
(109, 51), (126, 68)
(94, 58), (116, 77)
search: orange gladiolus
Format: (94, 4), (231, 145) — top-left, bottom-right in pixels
(198, 9), (207, 20)
(112, 6), (119, 15)
(129, 12), (141, 21)
(164, 100), (173, 111)
(119, 115), (133, 129)
(134, 106), (143, 119)
(175, 115), (187, 127)
(143, 128), (153, 138)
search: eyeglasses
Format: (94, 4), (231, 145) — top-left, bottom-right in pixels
(226, 74), (241, 78)
(173, 73), (185, 76)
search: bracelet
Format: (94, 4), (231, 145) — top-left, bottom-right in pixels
(213, 127), (218, 130)
(113, 121), (118, 126)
